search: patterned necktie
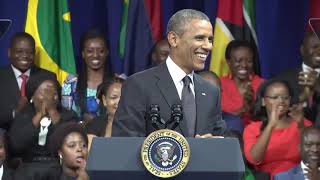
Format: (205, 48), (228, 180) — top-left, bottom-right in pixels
(20, 74), (28, 97)
(181, 76), (196, 137)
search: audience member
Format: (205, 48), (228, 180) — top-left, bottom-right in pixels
(225, 130), (270, 180)
(274, 126), (320, 180)
(0, 129), (13, 180)
(0, 32), (56, 131)
(112, 9), (226, 137)
(220, 40), (264, 126)
(86, 77), (124, 148)
(61, 29), (111, 123)
(50, 122), (89, 180)
(198, 70), (220, 88)
(9, 72), (76, 180)
(243, 79), (312, 175)
(149, 38), (170, 67)
(274, 31), (320, 123)
(199, 71), (243, 133)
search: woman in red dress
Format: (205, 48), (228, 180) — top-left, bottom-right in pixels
(243, 79), (312, 175)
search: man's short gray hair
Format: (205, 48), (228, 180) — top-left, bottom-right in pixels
(166, 9), (210, 36)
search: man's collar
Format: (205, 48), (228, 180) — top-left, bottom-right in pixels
(166, 56), (194, 84)
(11, 65), (31, 78)
(302, 63), (320, 75)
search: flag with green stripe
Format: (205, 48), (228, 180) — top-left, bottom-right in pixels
(119, 0), (129, 59)
(243, 0), (260, 74)
(25, 0), (76, 84)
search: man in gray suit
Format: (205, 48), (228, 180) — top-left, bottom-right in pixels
(112, 9), (226, 137)
(274, 126), (320, 180)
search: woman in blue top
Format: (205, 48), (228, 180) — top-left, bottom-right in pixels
(62, 29), (111, 122)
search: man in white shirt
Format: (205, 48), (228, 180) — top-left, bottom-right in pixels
(112, 9), (226, 137)
(274, 31), (320, 124)
(0, 32), (56, 131)
(274, 126), (320, 180)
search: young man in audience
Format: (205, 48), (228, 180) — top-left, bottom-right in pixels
(0, 32), (56, 131)
(274, 31), (320, 125)
(148, 38), (170, 67)
(274, 126), (320, 180)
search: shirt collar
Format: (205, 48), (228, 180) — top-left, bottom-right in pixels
(302, 63), (320, 75)
(301, 161), (309, 180)
(0, 164), (3, 180)
(11, 65), (31, 79)
(166, 56), (194, 85)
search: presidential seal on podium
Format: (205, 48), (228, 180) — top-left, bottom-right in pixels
(141, 129), (190, 178)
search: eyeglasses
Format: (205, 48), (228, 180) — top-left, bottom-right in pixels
(265, 95), (291, 101)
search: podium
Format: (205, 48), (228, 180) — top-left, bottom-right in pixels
(87, 137), (245, 180)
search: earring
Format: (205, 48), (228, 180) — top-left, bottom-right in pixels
(59, 154), (62, 165)
(30, 99), (33, 103)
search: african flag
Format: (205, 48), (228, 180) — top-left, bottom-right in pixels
(210, 0), (259, 76)
(25, 0), (76, 84)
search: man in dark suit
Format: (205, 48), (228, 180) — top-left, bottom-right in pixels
(274, 31), (320, 123)
(112, 9), (226, 137)
(0, 32), (56, 131)
(274, 126), (320, 180)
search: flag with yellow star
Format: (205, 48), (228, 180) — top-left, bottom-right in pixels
(25, 0), (76, 84)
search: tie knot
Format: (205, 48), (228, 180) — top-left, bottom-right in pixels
(183, 76), (192, 86)
(20, 74), (28, 80)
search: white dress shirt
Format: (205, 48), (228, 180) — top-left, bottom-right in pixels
(166, 56), (195, 100)
(301, 161), (309, 180)
(0, 164), (3, 180)
(302, 63), (320, 76)
(11, 65), (30, 90)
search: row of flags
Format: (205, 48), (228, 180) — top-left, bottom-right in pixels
(22, 0), (319, 84)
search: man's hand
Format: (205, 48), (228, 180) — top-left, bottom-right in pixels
(195, 133), (224, 138)
(298, 70), (318, 102)
(298, 70), (318, 88)
(15, 96), (28, 113)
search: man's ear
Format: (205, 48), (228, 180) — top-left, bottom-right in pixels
(7, 48), (11, 59)
(81, 51), (85, 59)
(167, 31), (179, 48)
(300, 45), (305, 58)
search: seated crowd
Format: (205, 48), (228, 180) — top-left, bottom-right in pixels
(0, 24), (319, 179)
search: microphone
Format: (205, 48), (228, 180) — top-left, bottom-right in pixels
(168, 104), (183, 130)
(148, 104), (164, 130)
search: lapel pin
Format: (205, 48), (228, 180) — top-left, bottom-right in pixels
(201, 92), (206, 96)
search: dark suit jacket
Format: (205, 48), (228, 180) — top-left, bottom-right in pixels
(112, 63), (226, 137)
(273, 164), (304, 180)
(0, 65), (56, 131)
(2, 164), (14, 180)
(274, 68), (303, 104)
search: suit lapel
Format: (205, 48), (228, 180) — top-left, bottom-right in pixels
(6, 67), (20, 99)
(155, 63), (180, 107)
(154, 63), (188, 135)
